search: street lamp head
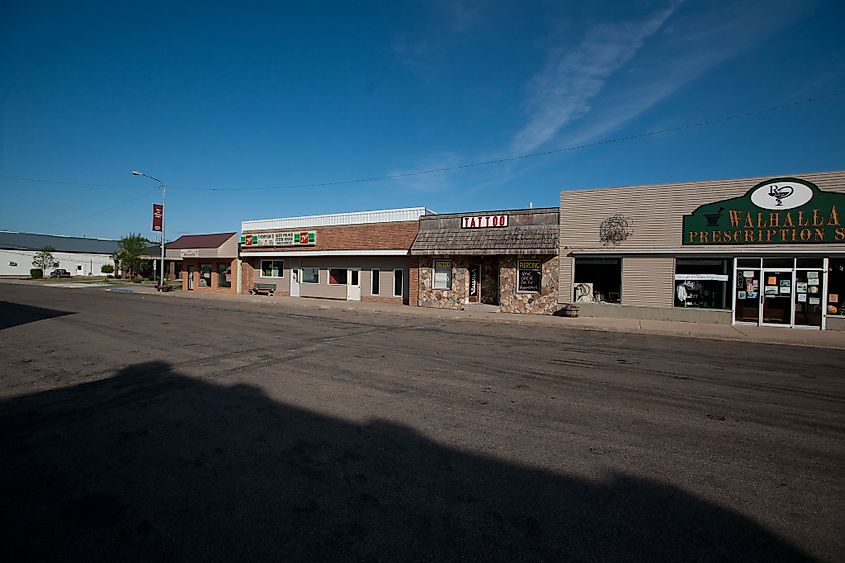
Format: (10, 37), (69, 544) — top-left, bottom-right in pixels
(131, 170), (143, 176)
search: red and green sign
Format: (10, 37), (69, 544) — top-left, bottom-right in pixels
(683, 177), (844, 245)
(241, 231), (316, 247)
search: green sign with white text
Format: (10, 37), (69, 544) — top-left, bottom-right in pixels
(682, 178), (845, 245)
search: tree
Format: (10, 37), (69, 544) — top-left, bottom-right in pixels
(113, 234), (150, 278)
(32, 246), (56, 271)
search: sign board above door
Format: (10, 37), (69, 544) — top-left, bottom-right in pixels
(461, 215), (508, 229)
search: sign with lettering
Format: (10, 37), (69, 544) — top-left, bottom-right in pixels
(517, 260), (541, 292)
(180, 249), (198, 257)
(682, 178), (844, 245)
(241, 231), (317, 247)
(152, 204), (163, 232)
(461, 215), (508, 229)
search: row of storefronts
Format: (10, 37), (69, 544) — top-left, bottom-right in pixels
(158, 170), (844, 331)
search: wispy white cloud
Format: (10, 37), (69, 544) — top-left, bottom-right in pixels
(538, 0), (811, 151)
(510, 1), (683, 154)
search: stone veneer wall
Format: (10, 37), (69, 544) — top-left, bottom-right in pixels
(499, 255), (559, 314)
(417, 256), (469, 309)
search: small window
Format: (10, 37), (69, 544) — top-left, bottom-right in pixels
(393, 269), (403, 297)
(574, 257), (621, 303)
(302, 267), (319, 284)
(371, 269), (380, 295)
(517, 260), (542, 293)
(76, 265), (83, 271)
(796, 258), (823, 269)
(329, 268), (347, 285)
(260, 260), (284, 278)
(433, 260), (451, 290)
(9, 261), (17, 267)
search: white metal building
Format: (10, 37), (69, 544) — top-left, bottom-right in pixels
(0, 231), (120, 277)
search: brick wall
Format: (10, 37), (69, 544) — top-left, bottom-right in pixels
(409, 264), (419, 307)
(243, 221), (419, 253)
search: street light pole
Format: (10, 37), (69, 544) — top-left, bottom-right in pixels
(131, 170), (166, 289)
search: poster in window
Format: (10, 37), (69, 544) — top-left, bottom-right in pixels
(738, 291), (747, 300)
(809, 285), (819, 294)
(779, 285), (791, 294)
(809, 297), (821, 305)
(798, 293), (807, 303)
(743, 270), (755, 278)
(747, 291), (758, 299)
(765, 286), (778, 295)
(767, 276), (777, 285)
(517, 260), (542, 292)
(807, 271), (819, 281)
(830, 293), (839, 302)
(796, 282), (808, 293)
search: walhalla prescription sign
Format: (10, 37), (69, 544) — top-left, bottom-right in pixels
(682, 177), (845, 245)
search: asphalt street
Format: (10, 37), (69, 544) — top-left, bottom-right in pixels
(1, 283), (843, 562)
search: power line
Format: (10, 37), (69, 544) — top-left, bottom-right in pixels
(36, 188), (161, 231)
(0, 91), (841, 192)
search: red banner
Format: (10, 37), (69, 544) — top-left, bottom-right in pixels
(152, 204), (163, 232)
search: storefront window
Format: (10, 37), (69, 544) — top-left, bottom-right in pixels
(200, 263), (212, 288)
(517, 260), (542, 293)
(329, 268), (347, 284)
(573, 257), (620, 303)
(260, 260), (284, 278)
(829, 259), (845, 317)
(433, 260), (451, 290)
(217, 263), (231, 288)
(674, 259), (731, 309)
(302, 267), (319, 284)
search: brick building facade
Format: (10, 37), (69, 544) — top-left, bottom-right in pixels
(240, 208), (431, 303)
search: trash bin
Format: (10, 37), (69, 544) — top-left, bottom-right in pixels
(563, 304), (579, 318)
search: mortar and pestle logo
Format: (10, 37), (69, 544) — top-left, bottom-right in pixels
(768, 184), (794, 206)
(704, 207), (724, 227)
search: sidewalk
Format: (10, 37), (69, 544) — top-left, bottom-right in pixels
(136, 286), (845, 350)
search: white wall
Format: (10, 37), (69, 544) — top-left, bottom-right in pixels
(0, 249), (116, 277)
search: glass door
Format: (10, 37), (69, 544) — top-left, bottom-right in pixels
(761, 270), (793, 325)
(794, 270), (824, 328)
(733, 268), (760, 323)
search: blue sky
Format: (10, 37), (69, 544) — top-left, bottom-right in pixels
(1, 0), (843, 240)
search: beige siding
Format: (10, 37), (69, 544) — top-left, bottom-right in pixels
(559, 170), (845, 252)
(558, 256), (574, 303)
(621, 257), (675, 307)
(559, 170), (845, 303)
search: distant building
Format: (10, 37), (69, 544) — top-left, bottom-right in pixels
(0, 231), (119, 277)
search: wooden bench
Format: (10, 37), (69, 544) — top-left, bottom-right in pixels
(250, 282), (276, 296)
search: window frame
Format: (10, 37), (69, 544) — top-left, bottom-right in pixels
(328, 268), (348, 285)
(393, 269), (403, 297)
(433, 260), (452, 290)
(516, 259), (542, 294)
(260, 259), (284, 278)
(301, 266), (319, 284)
(371, 268), (380, 295)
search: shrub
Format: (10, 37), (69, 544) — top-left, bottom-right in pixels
(101, 264), (114, 274)
(132, 275), (142, 283)
(30, 268), (43, 279)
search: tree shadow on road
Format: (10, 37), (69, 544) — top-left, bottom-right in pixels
(0, 301), (73, 330)
(0, 361), (815, 562)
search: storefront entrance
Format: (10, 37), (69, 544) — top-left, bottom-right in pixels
(733, 258), (827, 329)
(347, 268), (361, 301)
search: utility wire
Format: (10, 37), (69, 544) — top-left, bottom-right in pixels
(35, 188), (161, 231)
(0, 91), (841, 192)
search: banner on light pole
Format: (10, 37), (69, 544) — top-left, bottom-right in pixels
(152, 204), (163, 232)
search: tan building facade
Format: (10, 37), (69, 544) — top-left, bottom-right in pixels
(411, 208), (560, 314)
(559, 171), (845, 330)
(165, 233), (239, 293)
(240, 208), (429, 303)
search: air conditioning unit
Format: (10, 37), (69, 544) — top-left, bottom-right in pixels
(573, 282), (594, 303)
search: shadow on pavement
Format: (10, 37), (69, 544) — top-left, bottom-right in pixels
(0, 301), (74, 330)
(0, 361), (815, 562)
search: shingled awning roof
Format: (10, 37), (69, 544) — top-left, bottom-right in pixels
(410, 208), (559, 256)
(168, 232), (236, 249)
